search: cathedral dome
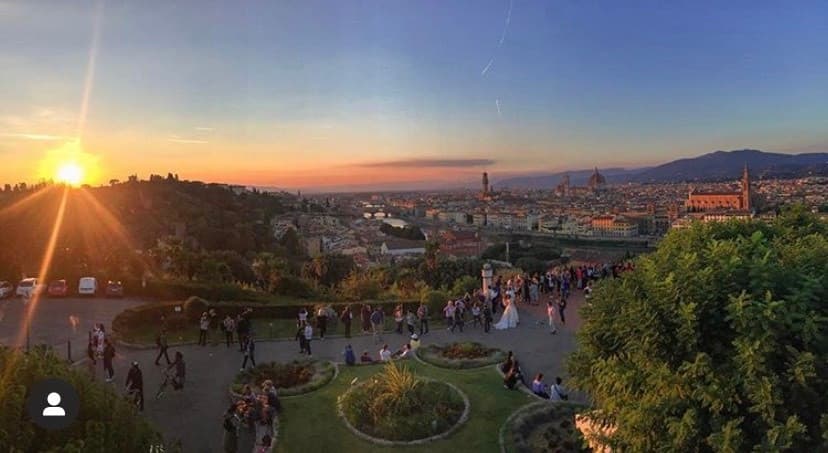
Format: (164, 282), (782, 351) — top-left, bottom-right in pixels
(588, 167), (606, 188)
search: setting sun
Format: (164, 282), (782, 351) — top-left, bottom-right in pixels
(55, 162), (85, 186)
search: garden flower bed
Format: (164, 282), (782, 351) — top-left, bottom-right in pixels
(337, 362), (468, 444)
(418, 342), (506, 369)
(231, 359), (336, 397)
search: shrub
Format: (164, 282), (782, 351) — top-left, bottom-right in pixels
(0, 346), (161, 451)
(339, 362), (465, 441)
(507, 402), (589, 453)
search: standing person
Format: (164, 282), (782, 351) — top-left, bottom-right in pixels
(125, 361), (144, 411)
(223, 403), (241, 453)
(558, 296), (567, 325)
(295, 320), (307, 354)
(103, 338), (116, 382)
(370, 306), (384, 344)
(417, 302), (429, 335)
(546, 299), (558, 334)
(198, 312), (210, 346)
(361, 304), (372, 333)
(241, 336), (256, 371)
(451, 305), (464, 333)
(443, 300), (455, 330)
(155, 330), (171, 366)
(316, 306), (327, 340)
(340, 305), (353, 338)
(169, 351), (186, 390)
(223, 314), (236, 348)
(298, 307), (308, 326)
(393, 304), (404, 334)
(235, 314), (246, 351)
(405, 309), (417, 335)
(483, 302), (493, 333)
(303, 322), (314, 357)
(471, 302), (482, 328)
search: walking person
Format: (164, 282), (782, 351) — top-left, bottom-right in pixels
(198, 312), (209, 346)
(417, 302), (429, 335)
(405, 309), (416, 335)
(103, 338), (116, 382)
(340, 305), (353, 338)
(443, 300), (455, 330)
(558, 296), (567, 326)
(303, 322), (314, 356)
(451, 305), (464, 333)
(155, 330), (171, 366)
(546, 299), (558, 334)
(393, 304), (404, 334)
(316, 306), (327, 339)
(471, 302), (482, 328)
(223, 314), (235, 348)
(483, 302), (493, 333)
(241, 336), (256, 371)
(370, 306), (384, 344)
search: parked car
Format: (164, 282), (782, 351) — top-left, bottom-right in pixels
(48, 279), (69, 297)
(105, 280), (124, 298)
(78, 277), (98, 296)
(16, 278), (45, 298)
(0, 281), (13, 298)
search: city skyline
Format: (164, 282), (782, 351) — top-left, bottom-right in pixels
(2, 1), (827, 190)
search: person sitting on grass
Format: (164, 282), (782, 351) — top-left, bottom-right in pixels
(379, 344), (392, 362)
(500, 351), (515, 374)
(549, 376), (569, 401)
(394, 343), (412, 359)
(360, 350), (373, 363)
(503, 360), (525, 390)
(532, 373), (550, 399)
(343, 344), (356, 366)
(409, 333), (421, 351)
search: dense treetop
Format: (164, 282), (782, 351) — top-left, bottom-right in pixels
(569, 208), (828, 451)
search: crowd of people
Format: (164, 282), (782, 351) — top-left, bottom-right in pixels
(224, 379), (280, 453)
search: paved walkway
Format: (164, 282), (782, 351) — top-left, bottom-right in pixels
(88, 293), (586, 453)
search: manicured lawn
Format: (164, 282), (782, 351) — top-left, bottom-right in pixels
(276, 360), (534, 453)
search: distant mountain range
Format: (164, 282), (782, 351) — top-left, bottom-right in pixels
(495, 150), (828, 189)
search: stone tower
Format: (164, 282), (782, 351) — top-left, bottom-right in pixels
(741, 163), (751, 211)
(482, 172), (489, 195)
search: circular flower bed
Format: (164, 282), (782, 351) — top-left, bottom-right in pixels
(418, 342), (506, 369)
(504, 402), (589, 453)
(232, 359), (336, 397)
(338, 362), (467, 444)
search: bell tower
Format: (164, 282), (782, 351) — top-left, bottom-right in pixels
(741, 163), (751, 211)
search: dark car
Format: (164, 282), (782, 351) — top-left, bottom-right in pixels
(47, 279), (69, 297)
(105, 281), (124, 298)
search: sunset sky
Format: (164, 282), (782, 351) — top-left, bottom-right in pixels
(1, 1), (827, 191)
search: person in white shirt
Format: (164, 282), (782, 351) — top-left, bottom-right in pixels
(379, 344), (392, 362)
(303, 323), (313, 357)
(546, 300), (557, 334)
(549, 376), (568, 401)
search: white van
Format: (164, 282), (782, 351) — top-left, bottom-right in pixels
(78, 277), (98, 296)
(16, 278), (45, 298)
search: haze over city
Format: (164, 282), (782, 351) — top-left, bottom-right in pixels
(1, 0), (827, 191)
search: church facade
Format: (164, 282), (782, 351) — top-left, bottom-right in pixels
(686, 165), (752, 212)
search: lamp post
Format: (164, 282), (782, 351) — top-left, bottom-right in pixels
(481, 263), (493, 301)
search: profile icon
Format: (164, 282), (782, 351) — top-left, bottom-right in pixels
(42, 392), (66, 417)
(26, 378), (79, 430)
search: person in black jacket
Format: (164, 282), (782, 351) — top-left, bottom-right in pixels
(241, 336), (256, 370)
(125, 361), (144, 411)
(155, 330), (171, 366)
(103, 339), (116, 382)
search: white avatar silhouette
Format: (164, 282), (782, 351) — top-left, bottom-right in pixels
(42, 392), (66, 417)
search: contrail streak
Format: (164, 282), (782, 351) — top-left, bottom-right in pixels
(499, 0), (514, 45)
(76, 0), (104, 143)
(481, 58), (494, 76)
(496, 99), (502, 117)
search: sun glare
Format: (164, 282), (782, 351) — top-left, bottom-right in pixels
(56, 162), (84, 186)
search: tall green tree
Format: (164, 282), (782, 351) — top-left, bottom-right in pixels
(568, 209), (828, 451)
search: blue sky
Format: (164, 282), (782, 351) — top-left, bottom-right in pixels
(1, 0), (826, 189)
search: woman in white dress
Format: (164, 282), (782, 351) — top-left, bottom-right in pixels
(494, 296), (519, 330)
